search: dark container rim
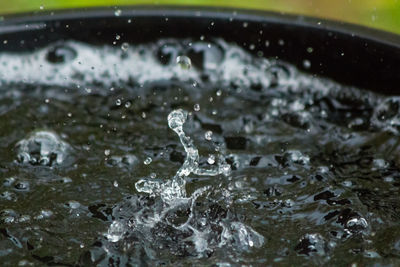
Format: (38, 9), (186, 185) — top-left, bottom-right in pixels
(2, 6), (400, 46)
(0, 5), (399, 95)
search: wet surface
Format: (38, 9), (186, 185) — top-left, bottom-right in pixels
(0, 38), (399, 266)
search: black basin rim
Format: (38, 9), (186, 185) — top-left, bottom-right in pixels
(0, 6), (399, 95)
(2, 6), (400, 47)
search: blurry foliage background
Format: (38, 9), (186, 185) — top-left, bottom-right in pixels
(0, 0), (399, 34)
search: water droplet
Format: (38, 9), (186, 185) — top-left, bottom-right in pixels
(207, 155), (215, 164)
(115, 99), (121, 106)
(194, 104), (201, 112)
(115, 34), (121, 40)
(121, 42), (129, 51)
(113, 181), (119, 187)
(114, 9), (122, 17)
(104, 149), (110, 156)
(204, 130), (213, 140)
(144, 157), (152, 165)
(303, 59), (311, 69)
(176, 55), (192, 69)
(124, 101), (131, 108)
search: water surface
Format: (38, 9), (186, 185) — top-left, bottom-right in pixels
(0, 39), (399, 266)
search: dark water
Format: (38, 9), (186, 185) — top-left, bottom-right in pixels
(0, 38), (400, 266)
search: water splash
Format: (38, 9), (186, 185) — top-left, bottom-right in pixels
(135, 109), (231, 202)
(105, 110), (263, 258)
(15, 130), (71, 166)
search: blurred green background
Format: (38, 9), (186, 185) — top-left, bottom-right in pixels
(1, 0), (399, 34)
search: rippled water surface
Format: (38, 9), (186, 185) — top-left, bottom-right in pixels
(0, 38), (400, 266)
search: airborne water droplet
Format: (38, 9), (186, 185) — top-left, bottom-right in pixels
(207, 155), (215, 164)
(303, 59), (311, 69)
(121, 42), (129, 51)
(114, 9), (122, 17)
(176, 55), (192, 69)
(204, 130), (213, 140)
(144, 157), (152, 165)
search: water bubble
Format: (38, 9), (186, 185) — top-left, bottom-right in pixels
(14, 181), (30, 191)
(346, 217), (368, 233)
(144, 157), (152, 165)
(104, 149), (111, 156)
(115, 34), (121, 40)
(204, 130), (213, 140)
(194, 104), (201, 112)
(115, 99), (121, 106)
(124, 101), (131, 108)
(16, 131), (71, 166)
(176, 55), (192, 69)
(113, 181), (119, 187)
